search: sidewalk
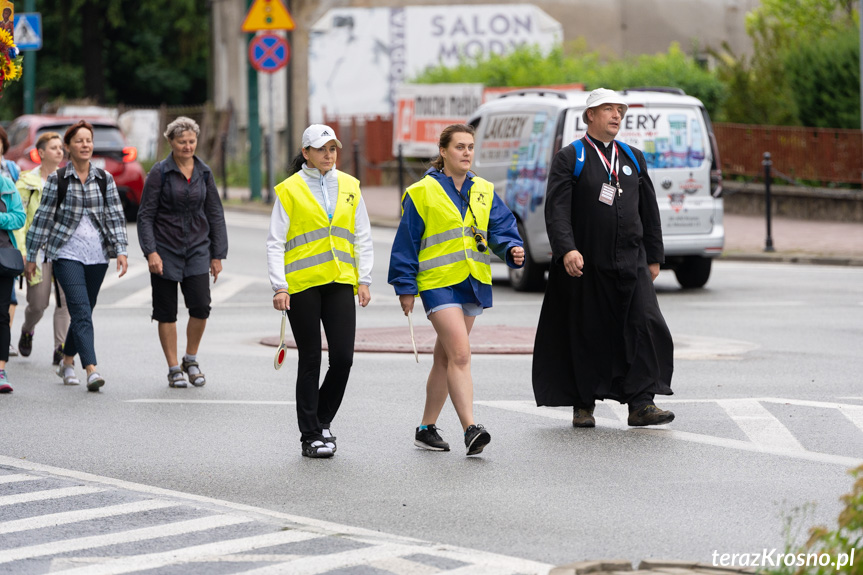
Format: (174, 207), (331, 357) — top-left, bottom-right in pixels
(227, 185), (863, 265)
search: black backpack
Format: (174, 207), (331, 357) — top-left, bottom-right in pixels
(54, 168), (108, 223)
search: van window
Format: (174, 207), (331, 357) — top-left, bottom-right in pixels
(563, 106), (710, 170)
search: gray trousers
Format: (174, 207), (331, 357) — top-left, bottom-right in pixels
(21, 261), (70, 348)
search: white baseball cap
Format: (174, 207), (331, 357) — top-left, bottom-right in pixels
(302, 124), (342, 149)
(582, 88), (628, 123)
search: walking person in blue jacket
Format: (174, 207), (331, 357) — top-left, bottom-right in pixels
(388, 124), (524, 456)
(0, 175), (26, 393)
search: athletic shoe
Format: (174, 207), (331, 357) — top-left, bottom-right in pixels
(628, 405), (675, 427)
(572, 406), (596, 428)
(414, 424), (450, 451)
(302, 440), (334, 458)
(322, 427), (337, 453)
(52, 345), (64, 366)
(0, 370), (11, 393)
(8, 344), (17, 357)
(464, 424), (491, 456)
(18, 332), (33, 357)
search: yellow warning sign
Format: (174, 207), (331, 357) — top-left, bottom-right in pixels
(241, 0), (295, 32)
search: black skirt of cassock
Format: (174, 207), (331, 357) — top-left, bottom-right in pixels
(531, 249), (674, 407)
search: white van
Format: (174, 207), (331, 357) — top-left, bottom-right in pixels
(467, 88), (724, 290)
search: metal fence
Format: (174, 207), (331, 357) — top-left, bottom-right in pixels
(323, 115), (394, 186)
(713, 123), (863, 185)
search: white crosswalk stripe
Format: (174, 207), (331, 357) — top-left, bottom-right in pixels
(0, 455), (552, 574)
(0, 515), (253, 564)
(477, 397), (863, 468)
(0, 500), (179, 535)
(0, 486), (107, 506)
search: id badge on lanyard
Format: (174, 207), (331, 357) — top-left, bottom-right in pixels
(586, 138), (622, 205)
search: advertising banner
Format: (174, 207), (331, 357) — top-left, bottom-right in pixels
(393, 83), (484, 158)
(309, 4), (562, 122)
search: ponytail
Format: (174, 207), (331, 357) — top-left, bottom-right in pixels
(287, 151), (305, 176)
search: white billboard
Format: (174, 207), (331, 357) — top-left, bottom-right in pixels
(308, 4), (563, 122)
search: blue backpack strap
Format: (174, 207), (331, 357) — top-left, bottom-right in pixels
(571, 139), (585, 179)
(615, 141), (641, 175)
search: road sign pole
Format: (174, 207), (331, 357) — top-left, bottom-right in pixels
(267, 73), (275, 202)
(22, 0), (35, 114)
(247, 25), (262, 200)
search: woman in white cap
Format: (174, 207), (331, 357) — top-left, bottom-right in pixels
(266, 124), (373, 458)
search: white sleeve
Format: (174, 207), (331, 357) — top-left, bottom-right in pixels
(266, 200), (290, 292)
(354, 196), (374, 286)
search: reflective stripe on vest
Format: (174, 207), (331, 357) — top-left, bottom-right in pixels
(274, 170), (361, 294)
(406, 175), (494, 292)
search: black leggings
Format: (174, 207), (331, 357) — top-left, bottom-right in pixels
(287, 283), (355, 442)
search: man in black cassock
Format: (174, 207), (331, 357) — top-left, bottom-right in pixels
(532, 88), (675, 427)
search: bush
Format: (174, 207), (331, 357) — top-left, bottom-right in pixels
(412, 42), (726, 118)
(761, 464), (863, 575)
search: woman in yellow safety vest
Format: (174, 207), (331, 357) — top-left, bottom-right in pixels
(388, 124), (525, 457)
(266, 124), (373, 459)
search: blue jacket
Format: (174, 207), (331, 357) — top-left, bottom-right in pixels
(388, 168), (523, 312)
(0, 175), (26, 248)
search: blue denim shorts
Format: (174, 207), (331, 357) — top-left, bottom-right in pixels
(427, 302), (483, 317)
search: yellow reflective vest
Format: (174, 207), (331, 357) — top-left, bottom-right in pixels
(274, 170), (361, 295)
(405, 174), (494, 292)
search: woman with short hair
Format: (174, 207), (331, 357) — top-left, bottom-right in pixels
(25, 120), (129, 392)
(137, 116), (227, 388)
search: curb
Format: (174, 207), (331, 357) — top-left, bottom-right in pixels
(550, 559), (757, 575)
(720, 252), (863, 267)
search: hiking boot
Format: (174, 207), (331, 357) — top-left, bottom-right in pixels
(572, 406), (596, 428)
(628, 404), (675, 427)
(52, 345), (64, 366)
(0, 370), (11, 393)
(18, 332), (33, 357)
(414, 424), (450, 451)
(464, 424), (491, 456)
(302, 440), (334, 458)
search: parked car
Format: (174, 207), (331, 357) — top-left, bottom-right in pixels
(468, 87), (724, 290)
(4, 114), (146, 222)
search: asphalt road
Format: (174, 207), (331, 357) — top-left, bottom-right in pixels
(1, 210), (861, 573)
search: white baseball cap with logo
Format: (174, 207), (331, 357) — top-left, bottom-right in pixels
(582, 88), (628, 123)
(302, 124), (343, 149)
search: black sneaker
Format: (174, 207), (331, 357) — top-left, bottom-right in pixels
(415, 424), (450, 451)
(53, 345), (64, 366)
(18, 332), (33, 357)
(464, 424), (491, 456)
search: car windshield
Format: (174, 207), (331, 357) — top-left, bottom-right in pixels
(36, 125), (126, 150)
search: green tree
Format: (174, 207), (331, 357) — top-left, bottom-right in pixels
(0, 0), (209, 120)
(714, 0), (858, 126)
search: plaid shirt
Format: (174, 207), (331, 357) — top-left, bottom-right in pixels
(25, 163), (128, 262)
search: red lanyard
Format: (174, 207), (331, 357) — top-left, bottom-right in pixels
(585, 137), (619, 184)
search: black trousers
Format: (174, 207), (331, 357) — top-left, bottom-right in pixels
(0, 275), (13, 363)
(287, 282), (355, 442)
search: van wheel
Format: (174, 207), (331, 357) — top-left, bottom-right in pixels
(674, 256), (712, 289)
(508, 225), (546, 292)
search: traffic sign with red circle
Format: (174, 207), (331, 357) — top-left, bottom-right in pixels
(249, 34), (290, 73)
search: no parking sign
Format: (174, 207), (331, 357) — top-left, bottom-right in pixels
(248, 34), (289, 74)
